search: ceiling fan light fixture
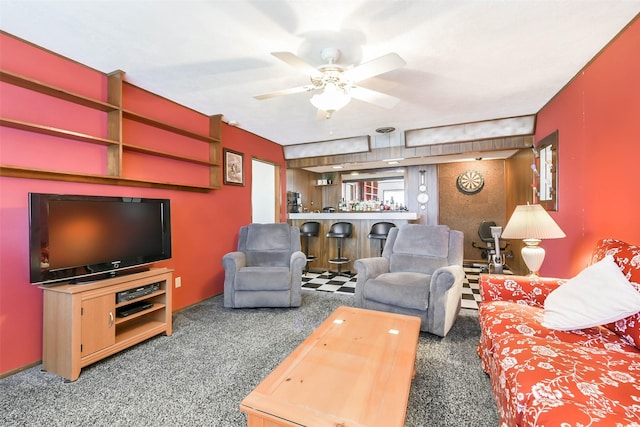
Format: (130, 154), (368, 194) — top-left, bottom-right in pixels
(257, 49), (405, 118)
(310, 82), (351, 114)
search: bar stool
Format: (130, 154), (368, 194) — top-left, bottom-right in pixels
(368, 222), (396, 256)
(299, 221), (320, 273)
(326, 222), (353, 277)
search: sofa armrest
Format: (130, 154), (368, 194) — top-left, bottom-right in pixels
(427, 264), (465, 337)
(431, 264), (466, 293)
(289, 251), (307, 307)
(479, 273), (565, 307)
(290, 251), (307, 275)
(222, 251), (246, 272)
(354, 257), (390, 307)
(354, 257), (389, 281)
(222, 251), (246, 308)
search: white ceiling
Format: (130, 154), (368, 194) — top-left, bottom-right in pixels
(1, 1), (639, 153)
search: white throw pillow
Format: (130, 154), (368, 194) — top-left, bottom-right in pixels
(542, 255), (640, 331)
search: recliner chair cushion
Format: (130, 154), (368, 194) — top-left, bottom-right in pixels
(393, 224), (449, 257)
(246, 223), (291, 250)
(245, 250), (291, 267)
(390, 225), (449, 274)
(244, 223), (292, 267)
(235, 266), (292, 291)
(390, 253), (447, 276)
(364, 272), (431, 311)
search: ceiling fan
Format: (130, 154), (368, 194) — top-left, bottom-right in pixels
(254, 48), (406, 119)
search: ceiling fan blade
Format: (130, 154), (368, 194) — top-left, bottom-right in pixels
(271, 52), (324, 78)
(349, 85), (401, 109)
(342, 52), (406, 83)
(254, 85), (316, 100)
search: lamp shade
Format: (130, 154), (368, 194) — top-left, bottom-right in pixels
(501, 204), (565, 240)
(310, 82), (351, 113)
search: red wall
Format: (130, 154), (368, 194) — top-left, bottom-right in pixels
(0, 34), (286, 375)
(535, 17), (640, 278)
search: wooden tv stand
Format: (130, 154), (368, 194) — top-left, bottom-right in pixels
(40, 268), (173, 381)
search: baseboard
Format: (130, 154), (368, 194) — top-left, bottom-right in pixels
(1, 360), (41, 379)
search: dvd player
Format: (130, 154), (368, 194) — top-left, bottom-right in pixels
(115, 282), (160, 303)
(116, 301), (154, 317)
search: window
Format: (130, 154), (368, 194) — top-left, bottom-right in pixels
(537, 130), (558, 211)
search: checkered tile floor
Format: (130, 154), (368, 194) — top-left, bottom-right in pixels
(461, 265), (513, 310)
(301, 265), (512, 310)
(461, 266), (483, 310)
(301, 270), (357, 295)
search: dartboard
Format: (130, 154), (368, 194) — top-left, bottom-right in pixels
(456, 170), (484, 194)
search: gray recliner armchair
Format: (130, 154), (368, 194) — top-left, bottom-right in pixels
(354, 224), (465, 337)
(222, 223), (307, 308)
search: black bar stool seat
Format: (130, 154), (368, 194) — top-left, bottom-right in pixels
(326, 222), (353, 276)
(368, 222), (396, 256)
(299, 221), (320, 273)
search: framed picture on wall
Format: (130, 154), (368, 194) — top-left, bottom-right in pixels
(224, 148), (244, 186)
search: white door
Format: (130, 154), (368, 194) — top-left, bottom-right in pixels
(251, 159), (277, 223)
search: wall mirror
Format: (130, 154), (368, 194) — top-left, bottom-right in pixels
(537, 130), (558, 211)
(341, 168), (406, 207)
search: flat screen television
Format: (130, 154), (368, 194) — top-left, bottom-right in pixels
(29, 193), (172, 285)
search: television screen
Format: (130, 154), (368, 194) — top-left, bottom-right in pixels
(29, 193), (171, 285)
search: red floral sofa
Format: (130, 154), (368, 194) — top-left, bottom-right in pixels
(478, 239), (640, 426)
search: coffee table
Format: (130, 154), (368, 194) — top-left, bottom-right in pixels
(240, 306), (421, 427)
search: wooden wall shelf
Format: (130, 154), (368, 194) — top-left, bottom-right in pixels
(121, 143), (216, 167)
(0, 70), (118, 112)
(0, 165), (214, 193)
(0, 117), (118, 146)
(1, 69), (222, 191)
(122, 110), (219, 144)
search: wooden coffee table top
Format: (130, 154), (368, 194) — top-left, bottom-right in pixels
(240, 306), (421, 427)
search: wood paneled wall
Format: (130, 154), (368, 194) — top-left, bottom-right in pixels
(286, 168), (323, 212)
(438, 159), (508, 264)
(504, 147), (536, 275)
(286, 146), (535, 275)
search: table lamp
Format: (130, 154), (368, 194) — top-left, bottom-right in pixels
(500, 204), (566, 276)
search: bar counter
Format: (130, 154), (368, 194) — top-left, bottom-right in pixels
(288, 211), (419, 272)
(289, 211), (418, 221)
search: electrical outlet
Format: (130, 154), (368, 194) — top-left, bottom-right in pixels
(175, 277), (182, 288)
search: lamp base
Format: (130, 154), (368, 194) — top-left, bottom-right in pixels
(521, 238), (545, 276)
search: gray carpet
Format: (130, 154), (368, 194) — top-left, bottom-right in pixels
(0, 290), (498, 426)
